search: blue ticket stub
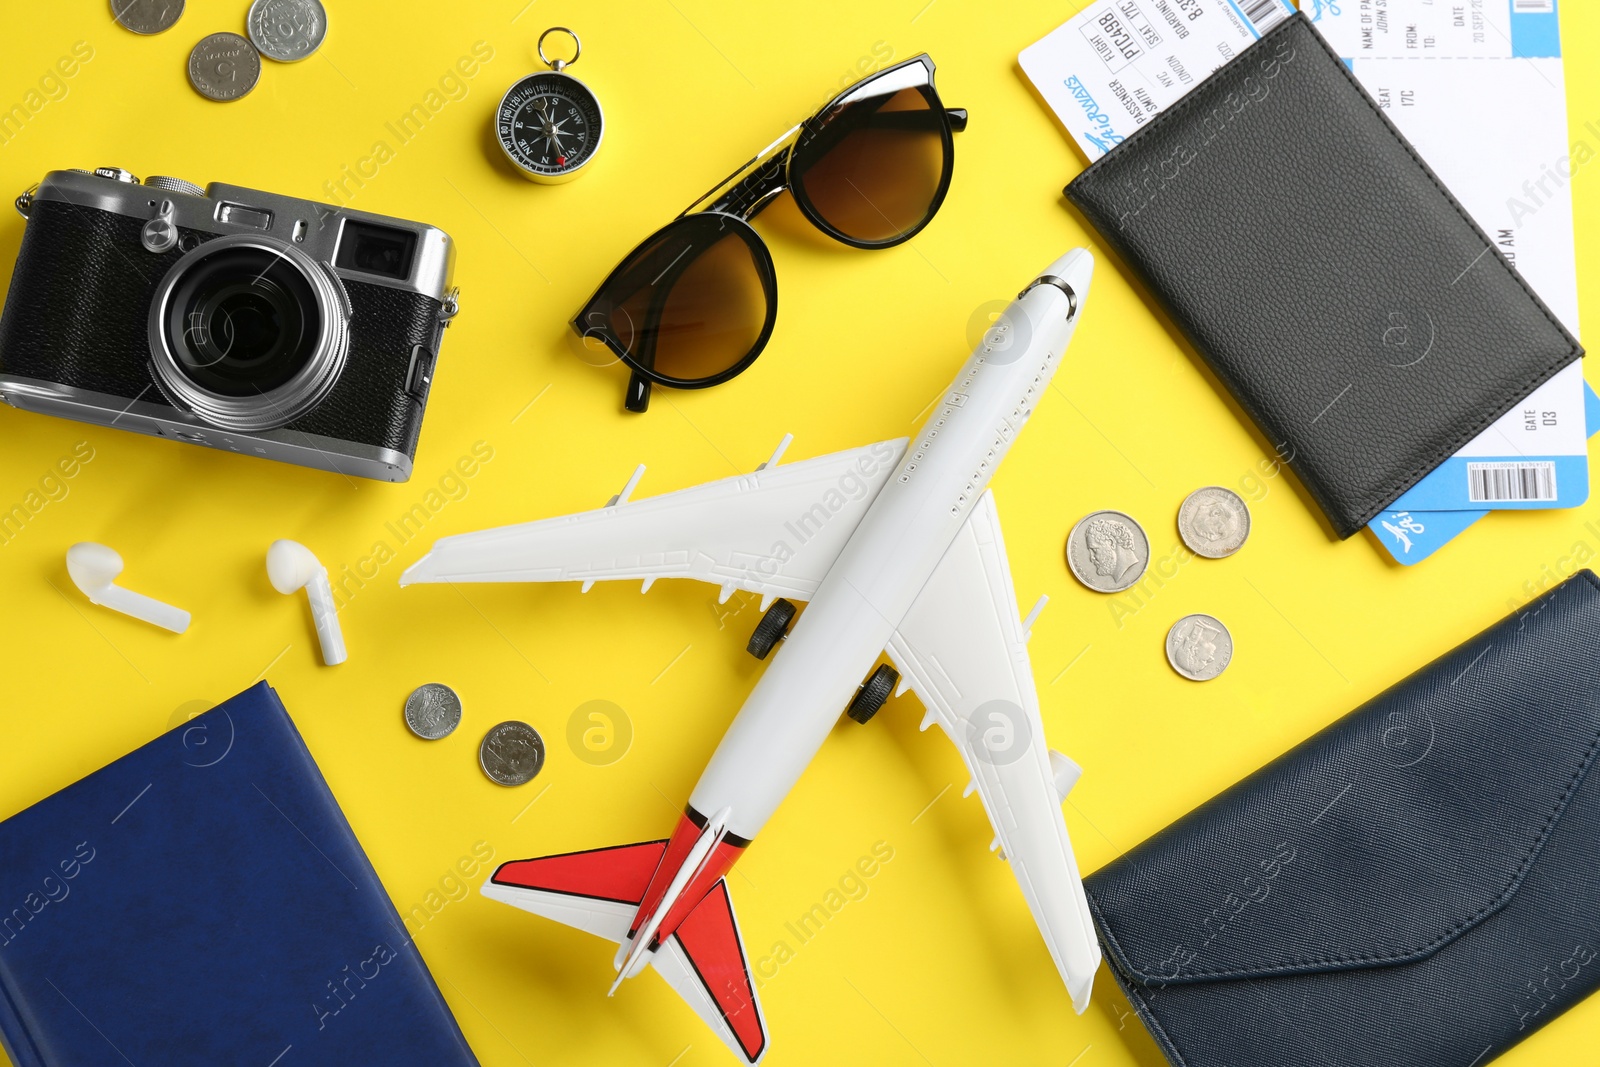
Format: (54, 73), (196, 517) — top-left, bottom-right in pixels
(1385, 365), (1589, 513)
(1371, 382), (1599, 565)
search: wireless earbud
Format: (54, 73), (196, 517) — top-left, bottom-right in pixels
(65, 542), (191, 634)
(266, 539), (346, 666)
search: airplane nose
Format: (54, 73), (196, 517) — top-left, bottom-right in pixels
(1037, 248), (1095, 318)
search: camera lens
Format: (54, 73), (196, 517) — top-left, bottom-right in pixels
(170, 248), (314, 395)
(149, 235), (350, 432)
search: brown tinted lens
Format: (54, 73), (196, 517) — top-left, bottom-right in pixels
(604, 222), (769, 383)
(792, 85), (946, 245)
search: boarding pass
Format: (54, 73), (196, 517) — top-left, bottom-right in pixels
(1308, 0), (1561, 61)
(1019, 0), (1297, 160)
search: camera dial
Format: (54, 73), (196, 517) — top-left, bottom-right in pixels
(144, 175), (206, 197)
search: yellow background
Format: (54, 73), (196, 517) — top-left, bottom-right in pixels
(1, 1), (1597, 1064)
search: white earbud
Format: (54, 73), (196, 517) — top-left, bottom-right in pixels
(266, 539), (346, 666)
(65, 542), (191, 634)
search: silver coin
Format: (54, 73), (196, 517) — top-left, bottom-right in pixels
(479, 721), (546, 786)
(247, 0), (328, 62)
(1178, 486), (1251, 559)
(188, 32), (260, 102)
(1065, 510), (1150, 593)
(404, 683), (462, 741)
(1166, 614), (1233, 681)
(112, 0), (184, 35)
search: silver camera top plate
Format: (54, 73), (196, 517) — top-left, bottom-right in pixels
(29, 168), (455, 304)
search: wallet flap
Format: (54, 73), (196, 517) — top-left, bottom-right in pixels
(1087, 572), (1600, 987)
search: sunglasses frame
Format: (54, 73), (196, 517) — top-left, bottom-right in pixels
(571, 54), (966, 411)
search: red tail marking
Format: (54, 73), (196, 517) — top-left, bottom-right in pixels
(632, 815), (702, 935)
(674, 881), (765, 1062)
(653, 839), (744, 946)
(491, 840), (667, 905)
(632, 816), (749, 944)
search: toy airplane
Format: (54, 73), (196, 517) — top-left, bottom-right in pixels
(401, 249), (1102, 1062)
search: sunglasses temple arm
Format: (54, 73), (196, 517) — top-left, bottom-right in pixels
(625, 371), (652, 413)
(946, 107), (968, 132)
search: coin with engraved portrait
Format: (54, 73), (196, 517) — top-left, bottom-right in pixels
(479, 721), (546, 786)
(1066, 510), (1149, 593)
(1165, 614), (1233, 681)
(111, 0), (184, 35)
(247, 0), (328, 62)
(188, 32), (260, 101)
(1178, 486), (1251, 559)
(404, 683), (462, 741)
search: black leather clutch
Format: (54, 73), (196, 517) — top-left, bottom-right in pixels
(1065, 13), (1582, 538)
(1087, 570), (1600, 1066)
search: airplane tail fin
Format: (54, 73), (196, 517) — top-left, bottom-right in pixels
(649, 881), (767, 1063)
(484, 844), (768, 1064)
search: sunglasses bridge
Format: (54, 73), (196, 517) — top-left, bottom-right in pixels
(685, 124), (803, 224)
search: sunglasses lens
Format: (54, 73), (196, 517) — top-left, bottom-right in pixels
(791, 84), (948, 246)
(592, 219), (771, 384)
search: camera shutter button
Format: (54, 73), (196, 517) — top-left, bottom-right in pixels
(94, 167), (140, 184)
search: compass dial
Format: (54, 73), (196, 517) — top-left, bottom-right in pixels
(496, 71), (603, 182)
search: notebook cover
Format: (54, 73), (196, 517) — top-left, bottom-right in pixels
(1085, 570), (1600, 1066)
(1065, 13), (1583, 538)
(0, 683), (480, 1067)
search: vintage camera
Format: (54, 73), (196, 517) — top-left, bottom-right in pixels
(0, 167), (459, 481)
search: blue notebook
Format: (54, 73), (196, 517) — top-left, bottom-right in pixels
(0, 683), (479, 1066)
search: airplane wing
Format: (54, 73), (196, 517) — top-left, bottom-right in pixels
(401, 438), (907, 605)
(884, 490), (1102, 1011)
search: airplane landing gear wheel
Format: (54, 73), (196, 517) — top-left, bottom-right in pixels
(746, 598), (797, 660)
(847, 664), (899, 724)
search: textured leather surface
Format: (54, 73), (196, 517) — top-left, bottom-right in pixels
(0, 684), (480, 1067)
(1087, 570), (1600, 1066)
(0, 202), (186, 398)
(1065, 14), (1582, 538)
(0, 198), (443, 457)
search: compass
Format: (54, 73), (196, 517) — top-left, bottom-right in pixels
(495, 27), (604, 184)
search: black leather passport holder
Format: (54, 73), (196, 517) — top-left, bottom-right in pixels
(1087, 570), (1600, 1066)
(1065, 13), (1582, 538)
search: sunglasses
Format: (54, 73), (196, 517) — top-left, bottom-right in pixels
(571, 54), (966, 411)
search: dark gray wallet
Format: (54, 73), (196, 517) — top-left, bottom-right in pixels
(1088, 570), (1600, 1065)
(1065, 13), (1583, 538)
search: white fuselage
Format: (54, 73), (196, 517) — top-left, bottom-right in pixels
(690, 251), (1090, 840)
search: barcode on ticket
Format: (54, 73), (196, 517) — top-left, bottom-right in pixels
(1241, 0), (1289, 34)
(1466, 461), (1557, 502)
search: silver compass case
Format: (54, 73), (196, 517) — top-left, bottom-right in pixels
(495, 29), (605, 184)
